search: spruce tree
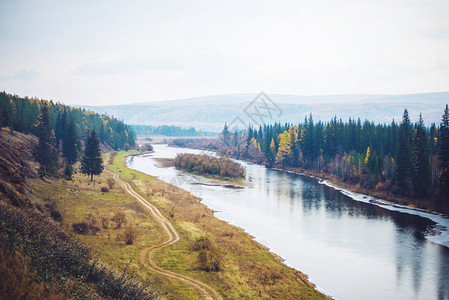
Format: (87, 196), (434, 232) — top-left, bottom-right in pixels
(267, 138), (276, 166)
(60, 107), (68, 144)
(222, 123), (230, 146)
(63, 119), (78, 165)
(413, 114), (430, 198)
(36, 102), (55, 174)
(81, 130), (104, 181)
(439, 105), (449, 200)
(395, 109), (413, 193)
(55, 111), (62, 150)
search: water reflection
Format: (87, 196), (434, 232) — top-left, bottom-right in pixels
(129, 145), (449, 300)
(438, 246), (449, 300)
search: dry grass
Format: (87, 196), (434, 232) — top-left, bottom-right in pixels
(32, 150), (328, 299)
(110, 151), (327, 299)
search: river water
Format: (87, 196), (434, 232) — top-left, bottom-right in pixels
(127, 144), (449, 300)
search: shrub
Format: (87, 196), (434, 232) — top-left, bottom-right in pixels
(260, 269), (282, 285)
(50, 210), (63, 222)
(64, 164), (73, 179)
(101, 217), (109, 229)
(106, 178), (115, 190)
(89, 225), (101, 235)
(108, 151), (117, 165)
(72, 222), (89, 235)
(101, 186), (109, 193)
(117, 225), (139, 245)
(111, 210), (127, 229)
(192, 236), (213, 251)
(198, 245), (225, 272)
(45, 203), (63, 222)
(143, 144), (153, 152)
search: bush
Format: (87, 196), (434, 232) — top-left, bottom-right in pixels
(143, 144), (153, 152)
(108, 151), (117, 165)
(101, 217), (109, 229)
(106, 178), (115, 190)
(101, 186), (109, 193)
(192, 236), (213, 251)
(111, 210), (127, 229)
(117, 225), (139, 245)
(64, 164), (73, 179)
(45, 203), (63, 222)
(198, 245), (225, 272)
(89, 225), (101, 235)
(50, 210), (63, 222)
(259, 269), (282, 285)
(72, 222), (89, 235)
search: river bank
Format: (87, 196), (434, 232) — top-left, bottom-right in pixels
(130, 144), (449, 299)
(171, 143), (446, 215)
(118, 151), (330, 299)
(280, 165), (447, 215)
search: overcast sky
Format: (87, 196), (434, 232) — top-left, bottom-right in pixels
(1, 0), (448, 106)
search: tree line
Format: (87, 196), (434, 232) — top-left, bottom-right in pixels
(174, 106), (449, 210)
(1, 92), (134, 179)
(0, 92), (135, 151)
(131, 124), (215, 137)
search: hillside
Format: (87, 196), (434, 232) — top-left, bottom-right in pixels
(80, 92), (449, 131)
(0, 129), (155, 299)
(0, 128), (328, 299)
(0, 92), (135, 150)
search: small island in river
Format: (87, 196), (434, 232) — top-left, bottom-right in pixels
(157, 153), (246, 184)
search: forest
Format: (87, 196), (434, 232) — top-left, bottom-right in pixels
(0, 92), (135, 151)
(174, 153), (245, 179)
(173, 105), (449, 211)
(131, 125), (215, 137)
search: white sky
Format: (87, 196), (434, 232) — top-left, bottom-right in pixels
(1, 0), (448, 106)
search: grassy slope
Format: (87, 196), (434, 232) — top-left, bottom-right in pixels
(0, 130), (155, 300)
(35, 150), (327, 299)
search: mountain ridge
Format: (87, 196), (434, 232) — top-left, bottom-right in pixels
(78, 92), (449, 132)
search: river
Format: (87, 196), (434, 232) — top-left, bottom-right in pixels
(127, 144), (449, 300)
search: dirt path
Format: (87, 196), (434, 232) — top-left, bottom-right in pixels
(107, 170), (222, 300)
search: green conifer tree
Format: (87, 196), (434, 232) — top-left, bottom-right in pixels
(35, 102), (55, 175)
(439, 105), (449, 200)
(412, 114), (430, 198)
(395, 109), (413, 193)
(81, 130), (104, 181)
(63, 119), (78, 165)
(222, 123), (230, 146)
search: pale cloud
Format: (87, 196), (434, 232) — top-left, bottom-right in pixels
(71, 56), (186, 76)
(0, 69), (39, 81)
(0, 0), (448, 105)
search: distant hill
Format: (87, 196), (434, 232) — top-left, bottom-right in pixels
(80, 92), (449, 132)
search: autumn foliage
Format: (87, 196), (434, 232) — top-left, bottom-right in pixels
(174, 153), (245, 179)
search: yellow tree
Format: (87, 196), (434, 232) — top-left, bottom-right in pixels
(276, 130), (292, 165)
(270, 138), (276, 155)
(364, 147), (371, 166)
